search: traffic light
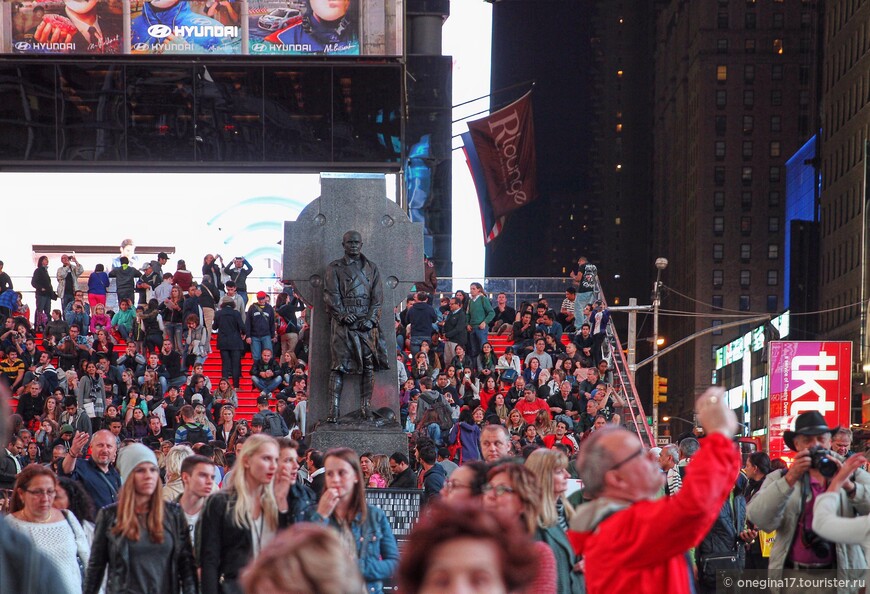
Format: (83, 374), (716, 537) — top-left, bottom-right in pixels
(653, 374), (668, 404)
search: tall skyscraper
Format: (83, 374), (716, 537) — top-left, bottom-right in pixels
(652, 0), (820, 415)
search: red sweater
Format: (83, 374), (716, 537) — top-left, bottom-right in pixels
(568, 433), (739, 594)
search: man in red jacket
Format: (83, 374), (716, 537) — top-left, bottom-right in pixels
(569, 387), (739, 594)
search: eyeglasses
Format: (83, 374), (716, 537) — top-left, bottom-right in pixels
(444, 479), (472, 492)
(609, 448), (645, 472)
(481, 484), (515, 497)
(24, 489), (56, 498)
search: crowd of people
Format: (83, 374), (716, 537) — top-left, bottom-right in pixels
(2, 252), (870, 593)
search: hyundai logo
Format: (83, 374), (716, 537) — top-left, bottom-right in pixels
(147, 24), (172, 38)
(13, 41), (32, 51)
(133, 42), (151, 52)
(252, 43), (267, 52)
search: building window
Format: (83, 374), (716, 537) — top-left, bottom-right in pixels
(799, 65), (810, 85)
(741, 216), (752, 234)
(716, 90), (727, 108)
(715, 116), (727, 135)
(715, 141), (726, 159)
(717, 39), (729, 53)
(739, 295), (751, 311)
(718, 11), (729, 29)
(713, 320), (723, 335)
(769, 217), (780, 232)
(799, 90), (809, 106)
(713, 270), (724, 288)
(717, 65), (728, 81)
(773, 38), (783, 54)
(772, 13), (784, 29)
(742, 167), (753, 186)
(744, 89), (755, 107)
(770, 115), (781, 132)
(714, 191), (725, 211)
(771, 64), (783, 80)
(766, 295), (778, 312)
(714, 167), (726, 186)
(740, 270), (751, 287)
(741, 191), (752, 210)
(769, 166), (781, 182)
(743, 115), (754, 134)
(712, 295), (724, 310)
(771, 89), (782, 106)
(745, 39), (756, 53)
(740, 244), (751, 260)
(767, 270), (779, 285)
(799, 38), (810, 54)
(742, 141), (754, 159)
(768, 244), (779, 259)
(770, 142), (781, 157)
(713, 244), (724, 261)
(744, 64), (755, 83)
(745, 13), (757, 29)
(714, 216), (725, 235)
(769, 191), (780, 206)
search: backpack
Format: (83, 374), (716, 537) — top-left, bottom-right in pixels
(260, 411), (286, 437)
(181, 423), (209, 445)
(419, 391), (453, 432)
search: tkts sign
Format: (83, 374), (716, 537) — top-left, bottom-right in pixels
(768, 341), (852, 460)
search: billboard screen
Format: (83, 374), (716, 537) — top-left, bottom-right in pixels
(0, 0), (402, 55)
(10, 0), (123, 54)
(768, 341), (852, 461)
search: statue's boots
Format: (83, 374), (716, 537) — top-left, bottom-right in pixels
(360, 366), (375, 420)
(327, 371), (343, 422)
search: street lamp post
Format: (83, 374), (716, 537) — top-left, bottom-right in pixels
(652, 257), (668, 441)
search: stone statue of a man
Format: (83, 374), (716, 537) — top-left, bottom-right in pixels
(323, 230), (390, 421)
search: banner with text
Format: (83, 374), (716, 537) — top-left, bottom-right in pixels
(768, 341), (852, 461)
(466, 91), (538, 219)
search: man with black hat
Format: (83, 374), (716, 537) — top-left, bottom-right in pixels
(747, 411), (870, 587)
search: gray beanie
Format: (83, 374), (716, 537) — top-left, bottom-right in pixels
(117, 442), (159, 484)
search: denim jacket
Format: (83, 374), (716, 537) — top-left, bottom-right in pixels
(314, 505), (399, 594)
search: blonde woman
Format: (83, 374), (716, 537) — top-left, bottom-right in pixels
(162, 444), (194, 501)
(199, 434), (291, 594)
(85, 443), (196, 594)
(525, 448), (584, 594)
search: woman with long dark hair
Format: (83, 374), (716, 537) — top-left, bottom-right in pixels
(313, 447), (399, 594)
(85, 443), (196, 594)
(31, 255), (54, 331)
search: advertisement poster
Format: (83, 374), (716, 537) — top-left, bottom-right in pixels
(767, 341), (852, 461)
(10, 0), (123, 54)
(130, 0), (241, 54)
(248, 0), (359, 55)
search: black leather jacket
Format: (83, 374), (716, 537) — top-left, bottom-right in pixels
(198, 491), (291, 594)
(84, 501), (197, 594)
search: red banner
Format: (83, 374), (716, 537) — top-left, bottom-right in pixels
(466, 91), (538, 218)
(768, 341), (852, 461)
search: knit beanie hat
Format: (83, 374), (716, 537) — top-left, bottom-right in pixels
(117, 442), (159, 484)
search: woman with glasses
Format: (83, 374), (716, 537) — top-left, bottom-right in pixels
(7, 465), (90, 594)
(525, 449), (585, 594)
(440, 460), (488, 503)
(482, 462), (557, 592)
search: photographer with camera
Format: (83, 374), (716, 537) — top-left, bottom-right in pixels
(747, 411), (870, 589)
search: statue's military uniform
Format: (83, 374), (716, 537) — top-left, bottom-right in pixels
(323, 253), (389, 420)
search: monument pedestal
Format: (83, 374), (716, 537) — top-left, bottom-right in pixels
(311, 424), (409, 458)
